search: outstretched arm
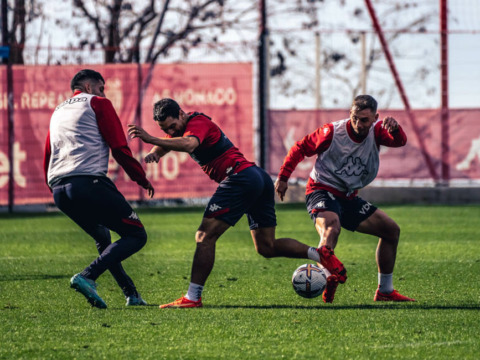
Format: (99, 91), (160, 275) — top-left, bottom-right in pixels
(275, 124), (334, 201)
(145, 146), (169, 163)
(128, 124), (199, 153)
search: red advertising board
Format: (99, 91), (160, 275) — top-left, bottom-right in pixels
(2, 63), (480, 207)
(268, 109), (480, 184)
(0, 63), (253, 205)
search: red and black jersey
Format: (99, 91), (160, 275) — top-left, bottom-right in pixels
(182, 112), (254, 183)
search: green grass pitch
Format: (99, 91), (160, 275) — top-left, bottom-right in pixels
(1, 204), (479, 359)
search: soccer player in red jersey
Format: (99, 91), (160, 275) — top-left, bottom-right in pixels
(128, 98), (343, 308)
(275, 95), (415, 303)
(44, 69), (154, 308)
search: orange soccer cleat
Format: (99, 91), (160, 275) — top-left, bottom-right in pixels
(317, 245), (347, 283)
(159, 296), (203, 309)
(322, 275), (339, 303)
(374, 289), (415, 302)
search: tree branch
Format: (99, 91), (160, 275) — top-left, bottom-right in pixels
(73, 0), (105, 47)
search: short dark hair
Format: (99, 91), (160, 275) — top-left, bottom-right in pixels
(351, 95), (378, 113)
(70, 69), (105, 92)
(153, 98), (181, 122)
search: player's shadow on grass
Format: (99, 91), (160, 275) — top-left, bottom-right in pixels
(208, 304), (480, 310)
(0, 274), (71, 282)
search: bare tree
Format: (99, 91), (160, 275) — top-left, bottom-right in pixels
(68, 0), (257, 64)
(2, 0), (45, 64)
(267, 0), (438, 108)
(5, 0), (25, 64)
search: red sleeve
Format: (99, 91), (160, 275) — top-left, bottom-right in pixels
(183, 115), (217, 145)
(43, 131), (52, 190)
(90, 96), (149, 188)
(278, 123), (334, 181)
(374, 121), (407, 148)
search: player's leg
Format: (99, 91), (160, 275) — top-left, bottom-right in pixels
(53, 177), (108, 308)
(191, 217), (230, 286)
(64, 212), (144, 304)
(306, 191), (346, 281)
(159, 217), (230, 309)
(306, 190), (342, 249)
(355, 207), (415, 301)
(246, 172), (322, 260)
(247, 168), (315, 259)
(80, 177), (147, 286)
(305, 191), (350, 303)
(311, 212), (346, 303)
(55, 176), (147, 306)
(160, 173), (244, 308)
(356, 208), (399, 274)
(250, 226), (312, 259)
(86, 224), (145, 305)
(314, 212), (341, 249)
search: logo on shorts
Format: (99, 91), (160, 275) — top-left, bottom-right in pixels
(359, 202), (372, 215)
(209, 203), (222, 212)
(316, 201), (326, 209)
(335, 156), (368, 177)
(129, 211), (139, 220)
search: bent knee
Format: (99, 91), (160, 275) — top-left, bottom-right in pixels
(383, 222), (400, 244)
(124, 227), (147, 253)
(390, 223), (400, 241)
(326, 225), (341, 238)
(195, 230), (218, 245)
(317, 221), (341, 239)
(257, 244), (275, 258)
(129, 224), (147, 241)
(137, 228), (148, 246)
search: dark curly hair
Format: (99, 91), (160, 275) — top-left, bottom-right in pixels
(153, 98), (181, 122)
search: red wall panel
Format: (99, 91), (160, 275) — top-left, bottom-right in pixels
(0, 63), (253, 205)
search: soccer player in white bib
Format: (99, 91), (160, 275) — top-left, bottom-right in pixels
(44, 69), (154, 308)
(275, 95), (415, 303)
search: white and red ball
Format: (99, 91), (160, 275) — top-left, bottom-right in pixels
(291, 263), (329, 298)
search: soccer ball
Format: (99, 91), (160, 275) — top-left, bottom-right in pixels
(291, 263), (329, 298)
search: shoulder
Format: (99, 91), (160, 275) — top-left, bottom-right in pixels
(90, 96), (117, 117)
(317, 122), (335, 138)
(333, 118), (349, 128)
(191, 112), (211, 120)
(187, 113), (218, 132)
(304, 123), (334, 147)
(90, 95), (114, 108)
(188, 113), (214, 125)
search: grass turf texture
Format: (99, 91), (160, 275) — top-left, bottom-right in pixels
(1, 204), (479, 359)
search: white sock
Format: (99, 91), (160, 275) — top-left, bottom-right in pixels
(307, 247), (320, 262)
(185, 282), (204, 302)
(378, 273), (394, 294)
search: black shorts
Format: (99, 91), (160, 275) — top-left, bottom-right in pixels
(306, 190), (377, 231)
(204, 166), (277, 230)
(52, 176), (145, 237)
